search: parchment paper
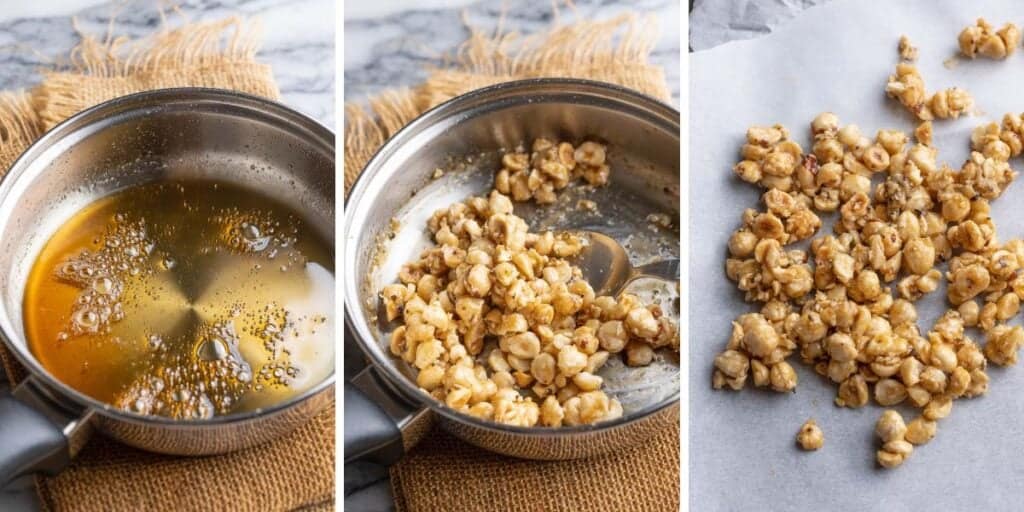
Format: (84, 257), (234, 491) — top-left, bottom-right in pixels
(690, 1), (1024, 510)
(689, 0), (833, 51)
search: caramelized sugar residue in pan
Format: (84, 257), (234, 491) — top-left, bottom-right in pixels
(24, 180), (334, 420)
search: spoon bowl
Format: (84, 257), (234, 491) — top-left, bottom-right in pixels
(572, 230), (680, 296)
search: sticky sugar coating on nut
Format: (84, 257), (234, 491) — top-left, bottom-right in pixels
(712, 307), (798, 392)
(796, 418), (824, 451)
(725, 237), (813, 304)
(971, 113), (1024, 162)
(733, 125), (805, 195)
(494, 139), (610, 204)
(743, 189), (822, 245)
(915, 121), (933, 147)
(886, 63), (929, 119)
(876, 410), (913, 468)
(898, 35), (918, 62)
(929, 88), (973, 120)
(736, 115), (914, 214)
(958, 18), (1021, 60)
(885, 63), (973, 121)
(383, 143), (678, 428)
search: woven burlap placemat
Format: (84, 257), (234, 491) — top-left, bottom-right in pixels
(344, 10), (679, 512)
(391, 417), (680, 512)
(0, 17), (333, 512)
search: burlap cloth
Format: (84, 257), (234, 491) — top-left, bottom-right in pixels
(345, 10), (679, 512)
(0, 17), (333, 512)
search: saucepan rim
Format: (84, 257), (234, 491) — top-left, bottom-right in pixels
(0, 87), (336, 428)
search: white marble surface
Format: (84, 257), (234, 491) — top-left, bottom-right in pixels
(344, 0), (681, 106)
(0, 0), (335, 125)
(0, 1), (332, 511)
(342, 1), (679, 510)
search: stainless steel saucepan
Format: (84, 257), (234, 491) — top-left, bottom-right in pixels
(344, 79), (680, 464)
(0, 88), (335, 484)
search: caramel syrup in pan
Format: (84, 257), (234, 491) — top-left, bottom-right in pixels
(24, 180), (334, 420)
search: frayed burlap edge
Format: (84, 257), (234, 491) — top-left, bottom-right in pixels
(33, 16), (280, 130)
(0, 91), (42, 173)
(343, 11), (670, 194)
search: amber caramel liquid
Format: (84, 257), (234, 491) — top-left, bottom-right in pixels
(24, 181), (333, 419)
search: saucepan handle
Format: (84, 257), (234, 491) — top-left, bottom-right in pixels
(0, 378), (75, 486)
(344, 365), (422, 466)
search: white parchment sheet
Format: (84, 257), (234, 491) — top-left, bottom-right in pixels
(690, 0), (834, 51)
(690, 1), (1024, 510)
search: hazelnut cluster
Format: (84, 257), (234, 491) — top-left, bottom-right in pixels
(958, 18), (1021, 60)
(874, 410), (914, 468)
(712, 309), (799, 392)
(716, 105), (1023, 467)
(873, 404), (948, 468)
(733, 125), (806, 195)
(972, 113), (1024, 162)
(495, 139), (610, 204)
(725, 236), (813, 304)
(752, 188), (822, 244)
(885, 63), (973, 121)
(384, 141), (678, 428)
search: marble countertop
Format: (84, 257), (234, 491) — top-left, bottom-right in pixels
(342, 1), (678, 510)
(0, 0), (334, 125)
(344, 0), (681, 106)
(0, 1), (332, 510)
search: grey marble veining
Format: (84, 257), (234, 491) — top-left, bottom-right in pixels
(344, 0), (681, 106)
(0, 0), (335, 125)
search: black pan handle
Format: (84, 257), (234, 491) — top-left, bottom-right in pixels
(343, 381), (402, 465)
(0, 378), (76, 486)
(344, 365), (421, 466)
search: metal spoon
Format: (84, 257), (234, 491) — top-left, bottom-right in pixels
(570, 231), (680, 296)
